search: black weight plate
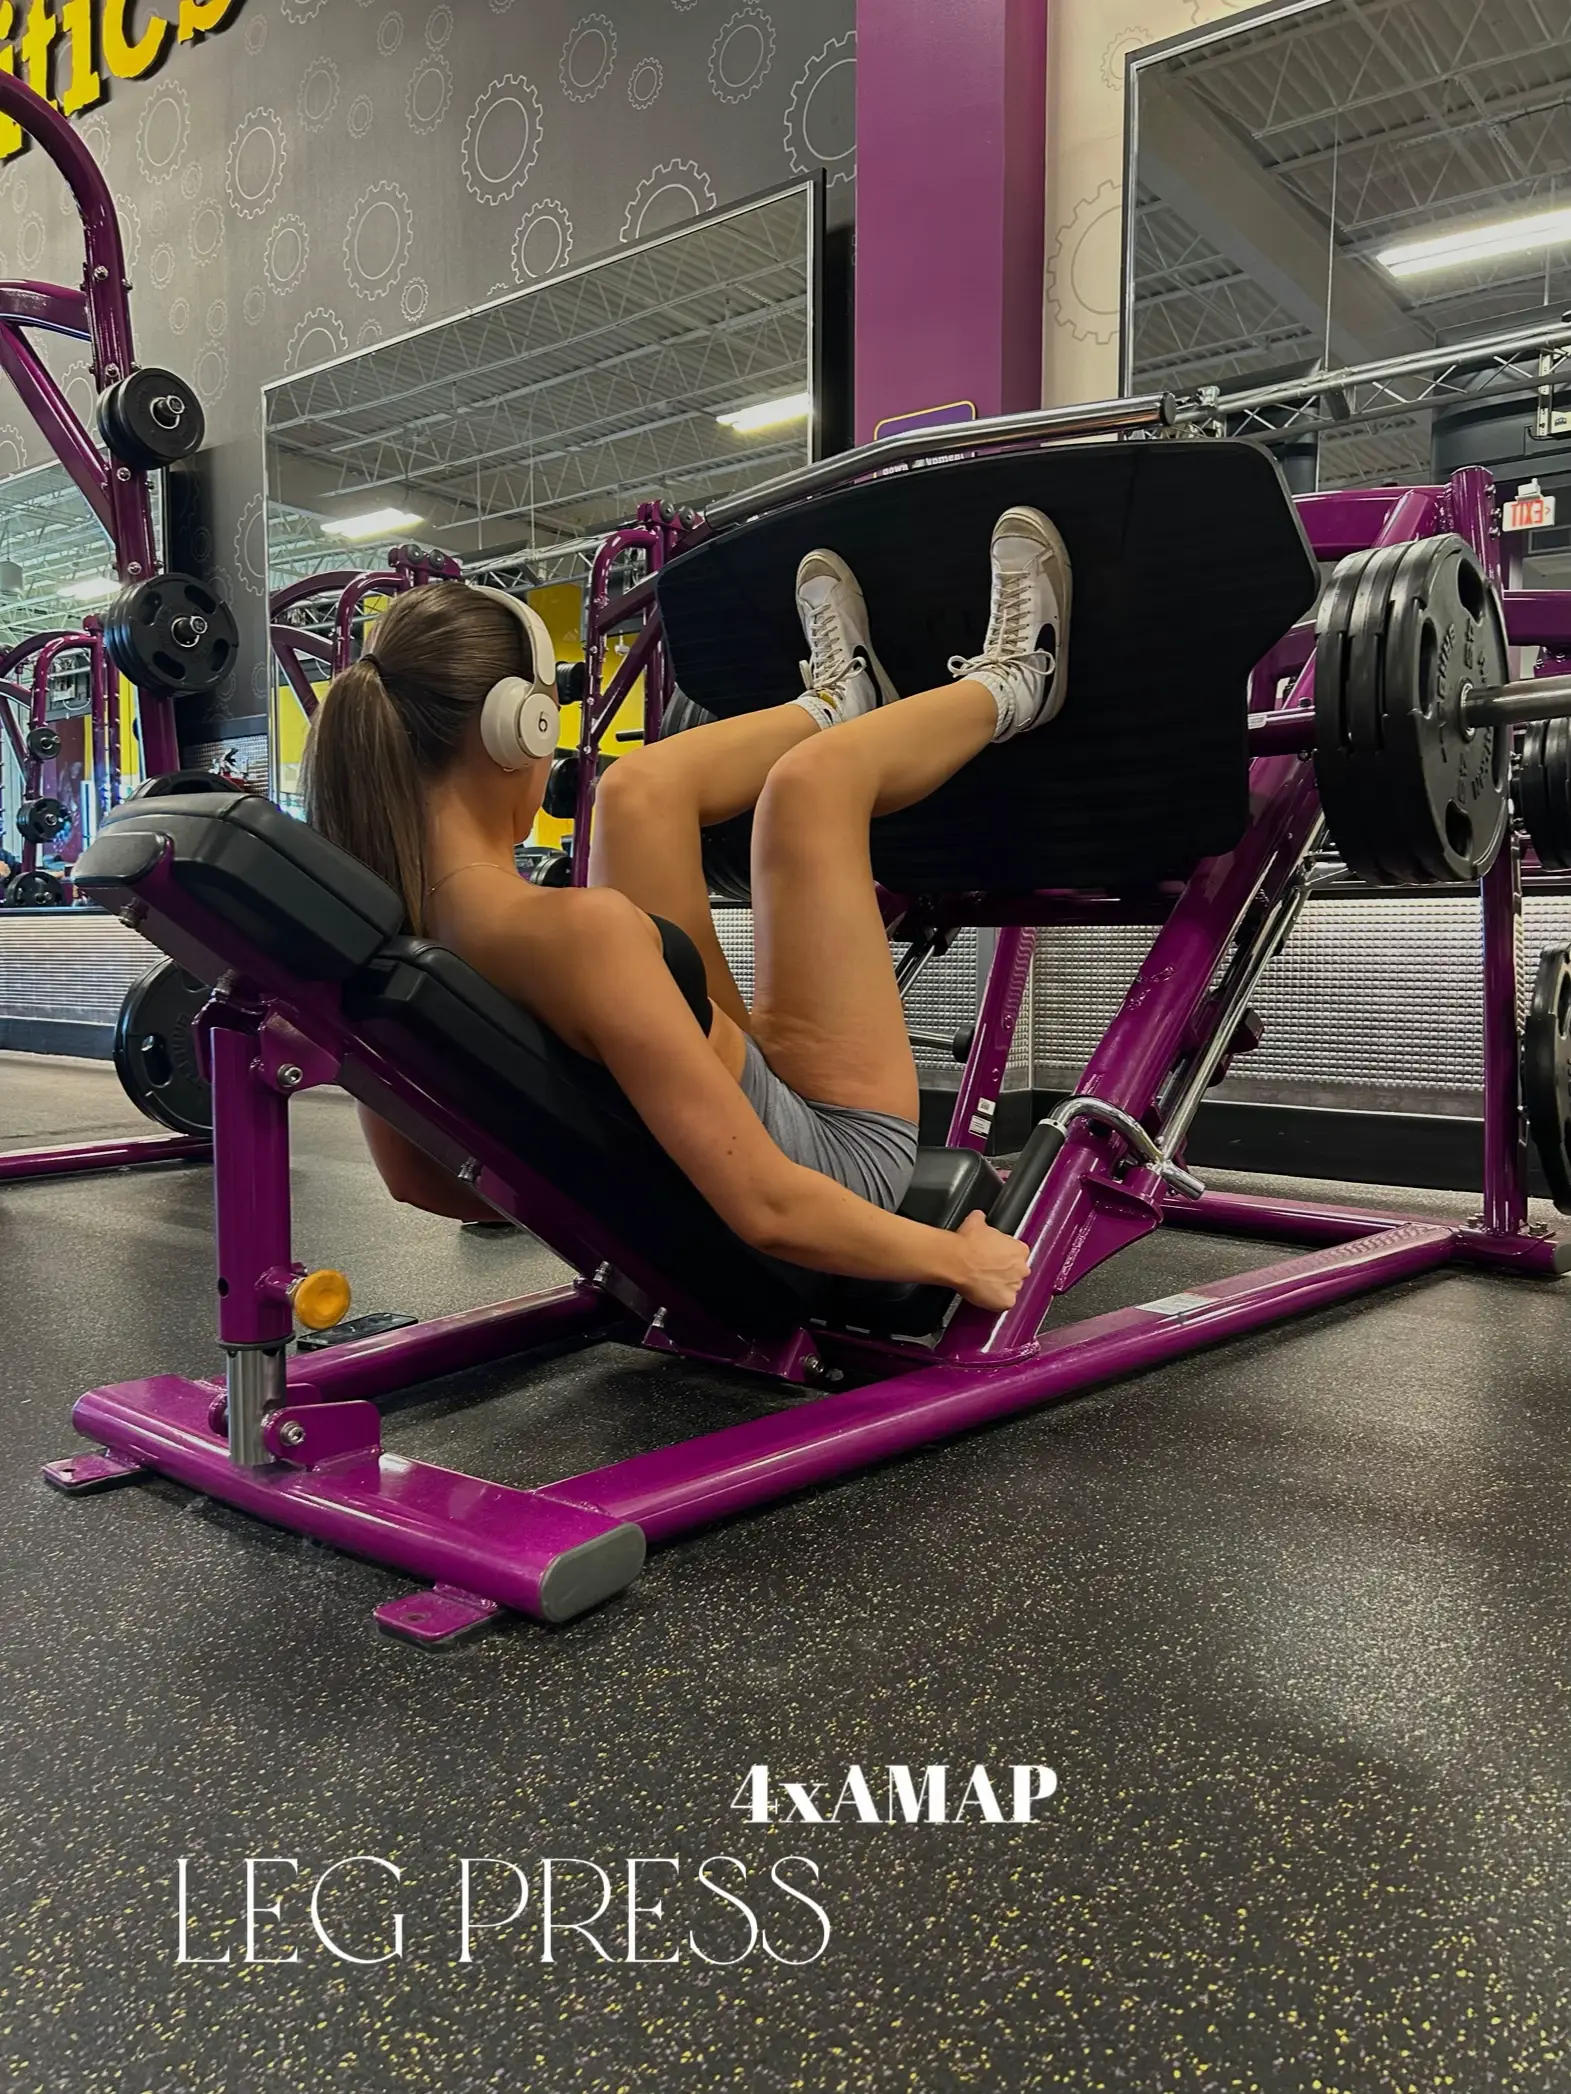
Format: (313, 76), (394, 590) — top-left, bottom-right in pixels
(660, 689), (753, 904)
(1524, 945), (1571, 1213)
(5, 869), (62, 906)
(1315, 547), (1423, 885)
(97, 368), (206, 472)
(102, 572), (238, 696)
(113, 959), (212, 1137)
(529, 852), (575, 888)
(25, 723), (60, 761)
(17, 795), (69, 844)
(1518, 717), (1571, 870)
(1380, 536), (1509, 884)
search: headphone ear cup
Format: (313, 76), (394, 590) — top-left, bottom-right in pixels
(519, 689), (559, 760)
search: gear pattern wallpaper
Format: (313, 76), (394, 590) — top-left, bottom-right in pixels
(0, 0), (855, 727)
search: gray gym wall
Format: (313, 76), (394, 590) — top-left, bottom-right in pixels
(0, 0), (856, 745)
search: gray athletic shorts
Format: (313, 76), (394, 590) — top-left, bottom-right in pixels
(740, 1035), (919, 1213)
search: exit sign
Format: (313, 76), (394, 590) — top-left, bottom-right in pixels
(1503, 493), (1557, 533)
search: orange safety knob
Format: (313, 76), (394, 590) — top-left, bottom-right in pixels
(292, 1268), (352, 1332)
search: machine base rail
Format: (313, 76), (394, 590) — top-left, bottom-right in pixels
(0, 1133), (210, 1183)
(51, 1222), (1477, 1630)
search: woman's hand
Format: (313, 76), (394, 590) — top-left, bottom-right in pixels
(952, 1209), (1032, 1311)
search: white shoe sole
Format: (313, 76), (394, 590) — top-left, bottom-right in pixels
(796, 548), (901, 708)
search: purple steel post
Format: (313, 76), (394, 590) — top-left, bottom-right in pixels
(209, 1011), (297, 1466)
(1449, 466), (1530, 1238)
(0, 73), (172, 773)
(333, 570), (401, 676)
(947, 925), (1036, 1152)
(574, 521), (664, 884)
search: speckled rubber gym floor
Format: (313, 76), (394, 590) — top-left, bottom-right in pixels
(2, 1051), (1568, 2093)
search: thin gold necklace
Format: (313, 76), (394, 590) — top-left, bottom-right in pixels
(425, 859), (521, 899)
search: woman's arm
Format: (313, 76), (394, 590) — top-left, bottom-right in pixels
(458, 888), (1028, 1310)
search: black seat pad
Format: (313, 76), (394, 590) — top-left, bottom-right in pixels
(658, 440), (1320, 893)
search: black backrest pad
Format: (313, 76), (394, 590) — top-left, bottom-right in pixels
(659, 442), (1320, 892)
(79, 793), (403, 980)
(347, 939), (830, 1334)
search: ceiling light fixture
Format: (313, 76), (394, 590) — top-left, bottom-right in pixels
(716, 391), (813, 434)
(61, 575), (117, 602)
(1377, 204), (1571, 279)
(324, 506), (426, 542)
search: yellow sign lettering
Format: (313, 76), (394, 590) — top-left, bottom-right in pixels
(17, 0), (59, 99)
(57, 0), (101, 115)
(0, 4), (20, 159)
(101, 0), (171, 81)
(177, 0), (237, 38)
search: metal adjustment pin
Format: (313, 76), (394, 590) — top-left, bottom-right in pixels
(277, 1065), (303, 1090)
(279, 1421), (306, 1449)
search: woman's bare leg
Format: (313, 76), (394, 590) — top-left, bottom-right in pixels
(748, 678), (998, 1121)
(588, 704), (816, 1028)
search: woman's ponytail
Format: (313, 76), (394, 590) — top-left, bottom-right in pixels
(303, 656), (430, 930)
(302, 582), (528, 933)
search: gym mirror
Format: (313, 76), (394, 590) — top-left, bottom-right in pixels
(0, 461), (165, 882)
(262, 178), (820, 805)
(1125, 0), (1571, 494)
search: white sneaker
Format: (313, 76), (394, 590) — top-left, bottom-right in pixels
(794, 548), (901, 726)
(950, 507), (1072, 741)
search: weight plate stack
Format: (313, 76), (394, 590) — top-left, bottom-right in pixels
(661, 690), (754, 905)
(1517, 718), (1571, 870)
(97, 368), (206, 472)
(17, 795), (69, 844)
(102, 572), (238, 695)
(5, 868), (62, 906)
(1524, 945), (1571, 1213)
(1314, 534), (1510, 886)
(113, 959), (213, 1138)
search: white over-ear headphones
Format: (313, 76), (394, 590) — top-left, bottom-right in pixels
(470, 585), (560, 770)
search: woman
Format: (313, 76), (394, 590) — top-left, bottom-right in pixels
(305, 505), (1071, 1314)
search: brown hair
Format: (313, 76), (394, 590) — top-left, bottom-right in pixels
(303, 582), (529, 931)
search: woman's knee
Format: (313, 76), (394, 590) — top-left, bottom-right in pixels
(594, 745), (680, 837)
(755, 733), (867, 837)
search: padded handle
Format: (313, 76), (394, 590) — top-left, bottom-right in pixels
(73, 829), (167, 888)
(987, 1122), (1067, 1237)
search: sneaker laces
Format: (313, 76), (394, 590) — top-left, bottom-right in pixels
(948, 645), (1056, 685)
(799, 595), (865, 702)
(989, 569), (1037, 661)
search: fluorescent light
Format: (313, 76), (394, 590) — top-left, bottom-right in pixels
(716, 391), (812, 434)
(61, 576), (116, 602)
(1378, 204), (1571, 279)
(323, 506), (426, 542)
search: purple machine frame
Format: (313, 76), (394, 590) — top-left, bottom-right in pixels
(44, 400), (1571, 1641)
(269, 547), (465, 723)
(0, 74), (212, 1185)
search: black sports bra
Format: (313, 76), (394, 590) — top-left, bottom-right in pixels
(652, 914), (714, 1035)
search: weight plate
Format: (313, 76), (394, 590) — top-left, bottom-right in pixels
(17, 795), (69, 844)
(5, 868), (62, 906)
(661, 690), (753, 904)
(1524, 945), (1571, 1213)
(1313, 535), (1508, 886)
(25, 723), (60, 762)
(113, 958), (212, 1137)
(1517, 717), (1571, 870)
(529, 852), (575, 888)
(97, 368), (206, 472)
(102, 572), (238, 696)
